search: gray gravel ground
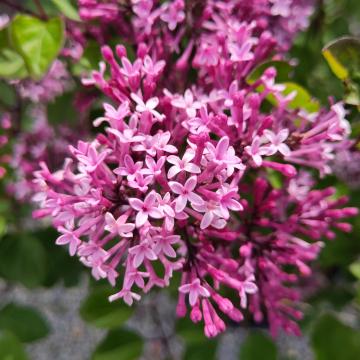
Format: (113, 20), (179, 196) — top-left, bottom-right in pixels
(0, 278), (316, 360)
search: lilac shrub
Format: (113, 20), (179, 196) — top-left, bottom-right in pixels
(32, 0), (357, 338)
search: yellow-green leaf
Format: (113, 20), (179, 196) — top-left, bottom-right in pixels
(9, 15), (64, 80)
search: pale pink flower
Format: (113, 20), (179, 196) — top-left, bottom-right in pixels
(131, 93), (165, 121)
(167, 151), (200, 179)
(109, 289), (141, 305)
(129, 191), (163, 227)
(179, 278), (210, 306)
(169, 176), (204, 212)
(263, 129), (291, 156)
(56, 227), (81, 256)
(171, 89), (202, 118)
(239, 275), (258, 308)
(245, 136), (269, 166)
(153, 234), (180, 258)
(129, 241), (157, 267)
(104, 213), (135, 237)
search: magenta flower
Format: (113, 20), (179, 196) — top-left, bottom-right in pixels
(171, 89), (202, 118)
(104, 213), (135, 238)
(129, 241), (158, 268)
(32, 0), (355, 340)
(167, 151), (201, 179)
(129, 192), (164, 227)
(169, 176), (204, 212)
(131, 93), (165, 121)
(245, 136), (270, 166)
(263, 129), (291, 156)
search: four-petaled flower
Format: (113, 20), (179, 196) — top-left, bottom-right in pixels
(131, 93), (165, 121)
(153, 234), (180, 258)
(179, 278), (210, 306)
(244, 136), (269, 166)
(167, 151), (200, 179)
(104, 213), (135, 237)
(263, 129), (291, 156)
(129, 191), (164, 227)
(129, 241), (158, 267)
(171, 89), (202, 118)
(169, 176), (204, 212)
(56, 226), (81, 256)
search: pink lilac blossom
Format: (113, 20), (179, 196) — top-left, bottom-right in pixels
(8, 106), (82, 201)
(12, 60), (72, 103)
(33, 28), (357, 339)
(0, 112), (11, 179)
(332, 144), (360, 190)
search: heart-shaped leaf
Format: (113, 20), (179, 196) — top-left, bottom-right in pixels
(9, 15), (64, 79)
(0, 29), (27, 79)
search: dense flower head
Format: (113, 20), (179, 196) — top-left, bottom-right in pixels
(77, 0), (314, 54)
(11, 60), (72, 103)
(332, 143), (360, 190)
(33, 19), (357, 339)
(8, 106), (83, 201)
(0, 112), (11, 179)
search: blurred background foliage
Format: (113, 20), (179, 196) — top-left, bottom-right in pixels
(0, 0), (359, 359)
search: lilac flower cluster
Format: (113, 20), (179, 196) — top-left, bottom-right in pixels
(33, 21), (358, 340)
(11, 60), (72, 103)
(332, 144), (360, 190)
(0, 112), (11, 179)
(8, 106), (82, 201)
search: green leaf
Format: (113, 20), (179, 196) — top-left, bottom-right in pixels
(281, 82), (320, 113)
(0, 304), (50, 343)
(0, 234), (46, 288)
(9, 15), (64, 79)
(311, 314), (360, 360)
(0, 332), (29, 360)
(176, 317), (206, 344)
(322, 37), (360, 108)
(349, 261), (360, 279)
(71, 41), (102, 76)
(322, 37), (360, 81)
(92, 328), (143, 360)
(246, 60), (293, 84)
(50, 0), (81, 21)
(0, 30), (27, 79)
(80, 286), (134, 329)
(37, 228), (83, 288)
(266, 168), (283, 189)
(184, 341), (217, 360)
(239, 331), (277, 360)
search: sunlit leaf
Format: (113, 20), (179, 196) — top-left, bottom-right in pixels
(322, 37), (360, 80)
(349, 261), (360, 279)
(50, 0), (81, 21)
(0, 332), (28, 360)
(9, 15), (64, 79)
(0, 29), (27, 79)
(246, 60), (293, 84)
